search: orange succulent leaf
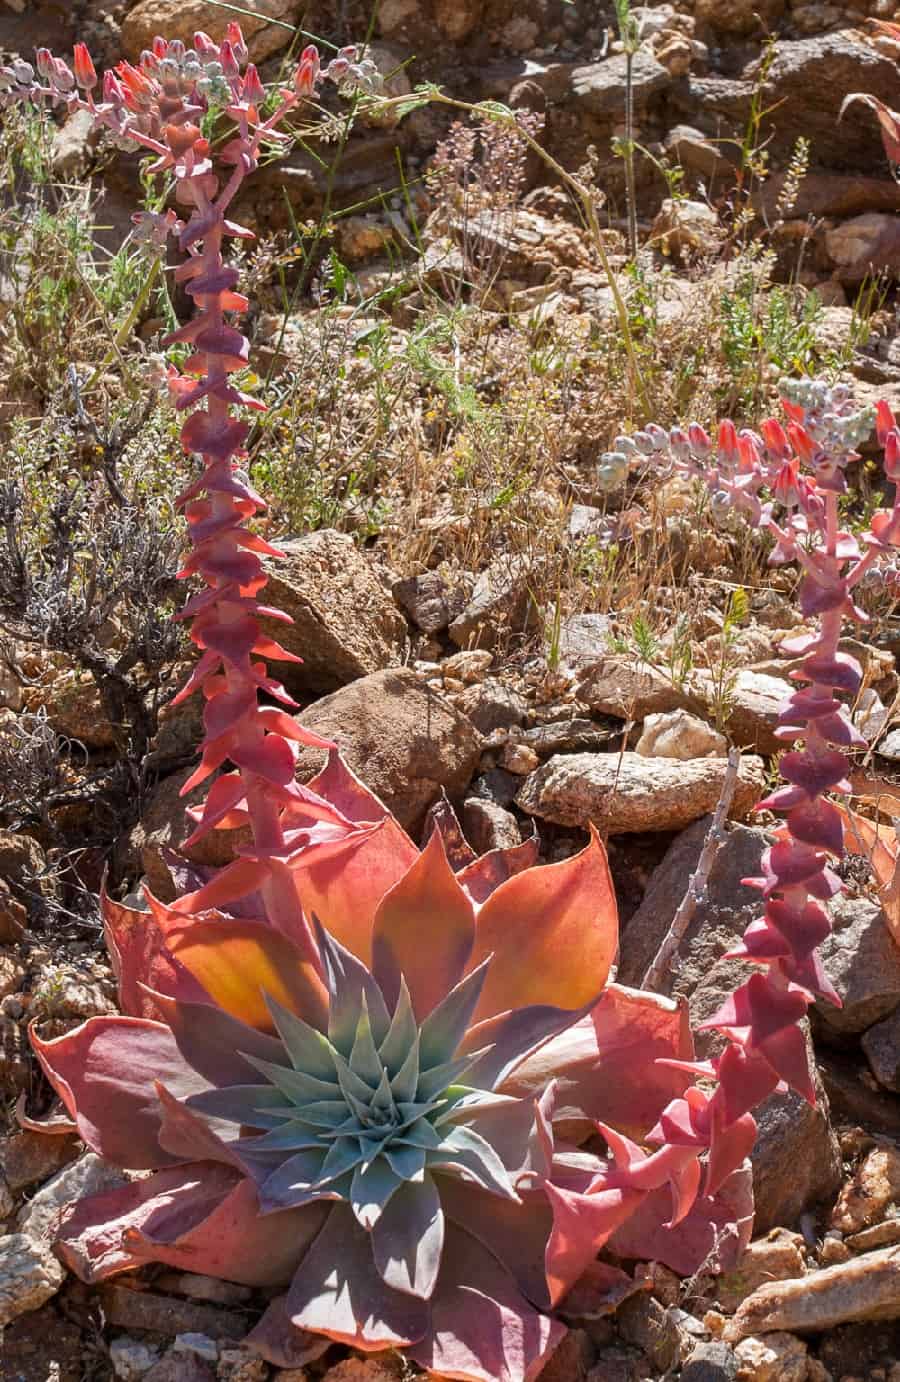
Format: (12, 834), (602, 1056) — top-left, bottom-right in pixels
(292, 814), (420, 968)
(166, 918), (328, 1032)
(466, 826), (618, 1023)
(372, 830), (476, 1019)
(103, 889), (208, 1020)
(504, 984), (693, 1142)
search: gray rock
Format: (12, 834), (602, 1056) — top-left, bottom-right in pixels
(462, 797), (522, 855)
(557, 614), (614, 673)
(572, 52), (671, 115)
(50, 108), (100, 177)
(0, 1233), (65, 1327)
(516, 752), (764, 835)
(295, 669), (481, 831)
(568, 505), (609, 542)
(261, 530), (407, 694)
(680, 1341), (739, 1382)
(392, 570), (464, 634)
(110, 1337), (162, 1380)
(448, 553), (539, 650)
(751, 1062), (841, 1234)
(877, 726), (900, 761)
(575, 654), (691, 719)
(616, 1294), (681, 1372)
(862, 1007), (900, 1091)
(665, 124), (737, 181)
(17, 1152), (129, 1243)
(635, 708), (726, 760)
(816, 894), (900, 1036)
(469, 767), (519, 807)
(826, 213), (900, 284)
(520, 718), (614, 755)
(456, 679), (528, 734)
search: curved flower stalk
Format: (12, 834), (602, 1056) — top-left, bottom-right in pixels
(5, 32), (378, 959)
(542, 380), (900, 1306)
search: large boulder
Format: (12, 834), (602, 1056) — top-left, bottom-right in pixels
(261, 530), (408, 695)
(121, 0), (301, 63)
(295, 669), (482, 831)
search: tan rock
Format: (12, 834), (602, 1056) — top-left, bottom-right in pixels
(262, 531), (407, 695)
(725, 1246), (900, 1340)
(830, 1144), (900, 1235)
(0, 951), (25, 1002)
(734, 1331), (808, 1381)
(636, 708), (727, 760)
(295, 669), (481, 831)
(121, 0), (301, 63)
(652, 198), (721, 260)
(576, 655), (691, 720)
(716, 1230), (808, 1313)
(516, 751), (764, 834)
(695, 0), (784, 32)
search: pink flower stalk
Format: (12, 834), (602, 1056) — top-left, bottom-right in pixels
(8, 33), (373, 960)
(541, 380), (900, 1300)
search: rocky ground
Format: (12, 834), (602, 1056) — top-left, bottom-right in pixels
(4, 0), (900, 1379)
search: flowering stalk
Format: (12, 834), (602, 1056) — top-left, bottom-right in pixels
(5, 31), (384, 955)
(543, 381), (900, 1295)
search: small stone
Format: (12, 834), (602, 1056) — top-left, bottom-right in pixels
(174, 1333), (219, 1362)
(734, 1332), (808, 1382)
(17, 1152), (128, 1242)
(0, 879), (26, 943)
(652, 198), (721, 259)
(144, 1350), (216, 1382)
(830, 1144), (900, 1235)
(616, 1293), (681, 1371)
(0, 1016), (31, 1095)
(557, 614), (614, 672)
(681, 1340), (739, 1381)
(0, 950), (25, 1001)
(0, 1232), (65, 1326)
(635, 708), (727, 760)
(457, 680), (528, 733)
(462, 797), (522, 854)
(216, 1346), (269, 1381)
(816, 896), (900, 1036)
(393, 571), (460, 633)
(320, 1358), (403, 1382)
(502, 742), (540, 775)
(442, 649), (493, 683)
(539, 1327), (595, 1382)
(863, 1008), (900, 1092)
(155, 1273), (253, 1308)
(110, 1336), (162, 1380)
(879, 727), (900, 761)
(0, 1128), (80, 1193)
(715, 1230), (807, 1313)
(820, 1235), (852, 1265)
(99, 1285), (248, 1342)
(572, 52), (671, 115)
(448, 554), (540, 650)
(50, 108), (100, 178)
(846, 1219), (900, 1252)
(576, 654), (688, 719)
(521, 720), (613, 755)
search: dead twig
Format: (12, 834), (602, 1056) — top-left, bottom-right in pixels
(642, 745), (741, 991)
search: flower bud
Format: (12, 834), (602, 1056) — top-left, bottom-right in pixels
(225, 22), (249, 66)
(73, 42), (97, 90)
(194, 31), (218, 58)
(632, 431), (654, 456)
(12, 58), (34, 86)
(219, 40), (240, 80)
(167, 39), (186, 63)
(295, 44), (321, 96)
(35, 48), (54, 81)
(241, 63), (266, 107)
(688, 422), (711, 457)
(151, 35), (168, 60)
(596, 453), (630, 492)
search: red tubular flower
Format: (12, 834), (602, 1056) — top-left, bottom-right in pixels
(73, 43), (97, 91)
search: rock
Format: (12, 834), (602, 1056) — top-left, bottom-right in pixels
(110, 1337), (162, 1380)
(0, 1233), (65, 1326)
(0, 1016), (30, 1094)
(826, 213), (900, 284)
(0, 879), (26, 943)
(877, 727), (900, 762)
(520, 720), (614, 755)
(635, 709), (726, 760)
(17, 1153), (129, 1243)
(295, 669), (481, 830)
(392, 571), (464, 634)
(715, 1231), (808, 1313)
(516, 752), (764, 835)
(126, 766), (251, 901)
(572, 53), (671, 116)
(816, 895), (900, 1036)
(820, 1051), (900, 1140)
(99, 1284), (247, 1341)
(434, 0), (482, 40)
(0, 1128), (80, 1193)
(576, 655), (692, 720)
(0, 950), (25, 1001)
(539, 1327), (595, 1382)
(724, 1245), (900, 1340)
(847, 1219), (900, 1252)
(712, 670), (790, 754)
(121, 0), (300, 63)
(260, 531), (407, 694)
(557, 614), (614, 672)
(568, 505), (610, 542)
(216, 1347), (269, 1381)
(863, 1007), (900, 1091)
(50, 109), (99, 178)
(320, 1359), (403, 1382)
(751, 1069), (841, 1234)
(154, 1273), (253, 1307)
(144, 1350), (216, 1382)
(501, 741), (540, 776)
(442, 650), (493, 683)
(173, 1333), (218, 1361)
(462, 797), (521, 854)
(0, 831), (52, 900)
(681, 1341), (739, 1381)
(469, 767), (518, 807)
(448, 554), (539, 650)
(652, 198), (721, 260)
(695, 0), (784, 33)
(830, 1144), (900, 1235)
(665, 125), (736, 182)
(456, 680), (528, 733)
(733, 1332), (808, 1381)
(616, 1294), (681, 1371)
